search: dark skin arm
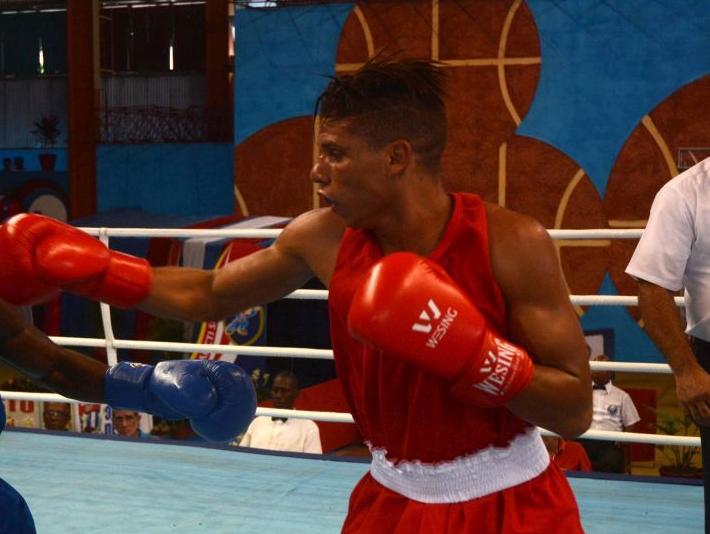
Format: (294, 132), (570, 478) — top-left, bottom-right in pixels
(0, 299), (106, 402)
(0, 210), (341, 404)
(637, 279), (710, 425)
(138, 210), (329, 322)
(488, 206), (592, 439)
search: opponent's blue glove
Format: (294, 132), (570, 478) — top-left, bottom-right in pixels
(0, 479), (36, 534)
(104, 360), (256, 442)
(0, 395), (37, 533)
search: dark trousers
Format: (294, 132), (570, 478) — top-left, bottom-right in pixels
(579, 439), (624, 473)
(690, 337), (710, 533)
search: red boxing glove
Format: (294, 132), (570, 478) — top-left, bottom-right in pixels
(0, 213), (152, 308)
(347, 252), (535, 408)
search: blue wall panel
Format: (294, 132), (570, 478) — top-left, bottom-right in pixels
(97, 143), (234, 217)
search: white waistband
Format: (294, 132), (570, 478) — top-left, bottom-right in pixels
(368, 427), (550, 503)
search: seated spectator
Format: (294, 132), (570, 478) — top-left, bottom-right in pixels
(42, 402), (71, 431)
(112, 409), (151, 439)
(239, 371), (322, 453)
(543, 435), (592, 472)
(580, 354), (640, 473)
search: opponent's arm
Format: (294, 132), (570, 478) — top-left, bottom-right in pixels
(0, 299), (256, 441)
(637, 279), (710, 425)
(0, 299), (106, 401)
(491, 211), (591, 438)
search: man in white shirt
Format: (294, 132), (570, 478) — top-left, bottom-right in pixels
(239, 370), (322, 454)
(626, 158), (710, 528)
(580, 354), (640, 473)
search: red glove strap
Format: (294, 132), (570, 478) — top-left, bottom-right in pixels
(450, 330), (535, 408)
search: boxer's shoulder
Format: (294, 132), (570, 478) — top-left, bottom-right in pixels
(484, 203), (559, 294)
(486, 202), (550, 253)
(276, 208), (345, 285)
(279, 208), (344, 245)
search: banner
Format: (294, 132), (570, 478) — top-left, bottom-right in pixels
(184, 217), (289, 372)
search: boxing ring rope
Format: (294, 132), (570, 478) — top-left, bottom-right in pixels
(1, 226), (701, 452)
(0, 389), (699, 447)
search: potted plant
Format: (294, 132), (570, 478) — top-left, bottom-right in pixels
(31, 114), (61, 171)
(652, 409), (702, 478)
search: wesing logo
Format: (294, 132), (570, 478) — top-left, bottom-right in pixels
(411, 298), (458, 348)
(473, 339), (518, 396)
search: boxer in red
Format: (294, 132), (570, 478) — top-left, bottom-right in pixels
(0, 57), (591, 532)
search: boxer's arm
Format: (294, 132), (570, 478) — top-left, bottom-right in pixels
(0, 300), (255, 441)
(489, 207), (592, 438)
(0, 301), (106, 402)
(139, 212), (328, 322)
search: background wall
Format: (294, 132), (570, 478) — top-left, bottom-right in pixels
(232, 0), (710, 366)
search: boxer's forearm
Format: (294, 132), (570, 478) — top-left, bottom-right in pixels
(506, 365), (592, 439)
(1, 326), (106, 403)
(139, 266), (218, 322)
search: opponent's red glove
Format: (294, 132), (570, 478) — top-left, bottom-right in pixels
(347, 252), (535, 408)
(0, 213), (152, 308)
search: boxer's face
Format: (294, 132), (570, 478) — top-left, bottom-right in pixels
(312, 119), (396, 229)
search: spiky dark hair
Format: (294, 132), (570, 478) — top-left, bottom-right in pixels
(315, 57), (447, 171)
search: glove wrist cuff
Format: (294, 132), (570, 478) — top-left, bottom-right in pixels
(104, 254), (153, 308)
(104, 362), (152, 411)
(450, 331), (534, 408)
(75, 254), (153, 309)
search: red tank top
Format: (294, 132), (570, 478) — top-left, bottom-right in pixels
(328, 192), (531, 463)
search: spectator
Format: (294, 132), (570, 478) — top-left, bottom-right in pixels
(542, 435), (591, 472)
(112, 409), (150, 439)
(42, 402), (71, 431)
(239, 371), (322, 453)
(625, 157), (710, 530)
(579, 354), (640, 473)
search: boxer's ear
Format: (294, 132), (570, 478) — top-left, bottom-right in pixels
(386, 139), (412, 176)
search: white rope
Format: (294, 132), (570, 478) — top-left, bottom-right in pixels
(286, 291), (685, 306)
(80, 227), (283, 239)
(589, 361), (671, 374)
(46, 336), (673, 373)
(15, 224), (694, 453)
(1, 391), (698, 447)
(77, 227), (645, 240)
(48, 337), (335, 359)
(548, 229), (643, 239)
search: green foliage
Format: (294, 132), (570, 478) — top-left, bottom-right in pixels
(649, 407), (700, 470)
(31, 114), (61, 147)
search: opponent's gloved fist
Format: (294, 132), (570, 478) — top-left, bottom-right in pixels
(104, 360), (257, 442)
(0, 213), (152, 307)
(347, 252), (535, 408)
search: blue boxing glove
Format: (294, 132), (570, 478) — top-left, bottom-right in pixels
(104, 360), (256, 442)
(0, 395), (37, 533)
(0, 479), (36, 534)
